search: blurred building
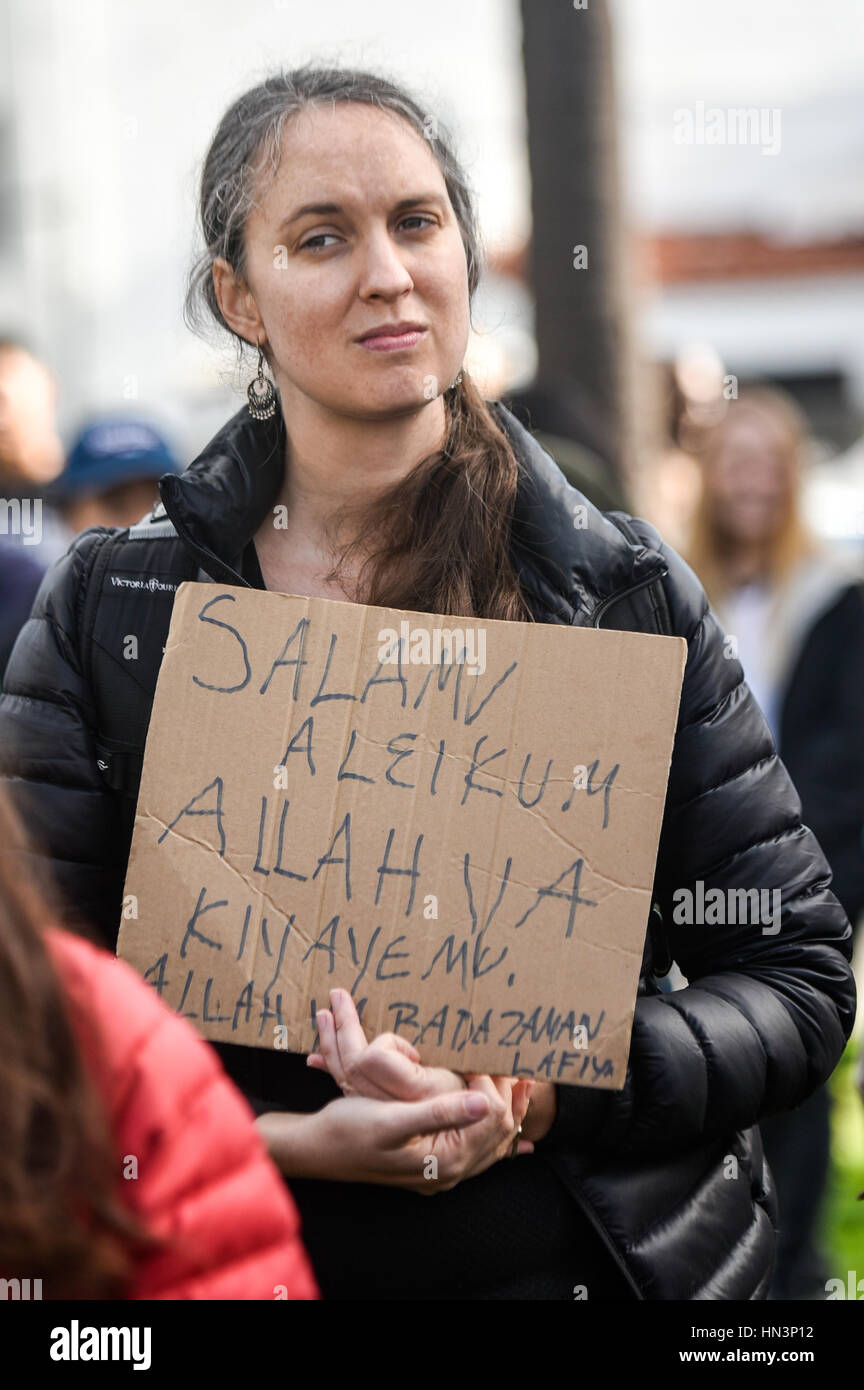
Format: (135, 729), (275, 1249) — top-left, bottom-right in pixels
(632, 83), (864, 457)
(613, 0), (864, 539)
(2, 0), (863, 537)
(0, 0), (530, 461)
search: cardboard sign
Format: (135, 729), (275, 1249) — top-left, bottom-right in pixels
(117, 583), (686, 1089)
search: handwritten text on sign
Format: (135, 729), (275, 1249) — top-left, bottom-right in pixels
(117, 584), (686, 1088)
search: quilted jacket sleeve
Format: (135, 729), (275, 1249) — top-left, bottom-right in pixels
(47, 928), (319, 1301)
(543, 518), (858, 1159)
(0, 529), (125, 945)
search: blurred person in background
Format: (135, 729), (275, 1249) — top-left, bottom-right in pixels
(47, 417), (182, 534)
(687, 384), (864, 1300)
(1, 416), (182, 685)
(0, 340), (70, 681)
(0, 783), (318, 1300)
(0, 338), (70, 564)
(0, 543), (44, 688)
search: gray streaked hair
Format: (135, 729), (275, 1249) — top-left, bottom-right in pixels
(184, 64), (483, 357)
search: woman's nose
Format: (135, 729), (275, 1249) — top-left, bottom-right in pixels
(357, 229), (415, 299)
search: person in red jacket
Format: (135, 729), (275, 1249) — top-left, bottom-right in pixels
(0, 788), (318, 1300)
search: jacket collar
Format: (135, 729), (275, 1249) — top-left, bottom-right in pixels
(159, 405), (286, 581)
(159, 399), (666, 622)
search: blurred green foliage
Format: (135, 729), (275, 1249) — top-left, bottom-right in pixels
(823, 1034), (864, 1283)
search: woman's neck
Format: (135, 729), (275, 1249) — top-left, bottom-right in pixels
(270, 392), (448, 549)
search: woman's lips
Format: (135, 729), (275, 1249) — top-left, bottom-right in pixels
(357, 329), (426, 352)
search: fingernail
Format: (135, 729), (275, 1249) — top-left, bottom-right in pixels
(464, 1094), (488, 1118)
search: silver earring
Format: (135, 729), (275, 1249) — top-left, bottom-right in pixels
(446, 369), (464, 395)
(247, 342), (278, 420)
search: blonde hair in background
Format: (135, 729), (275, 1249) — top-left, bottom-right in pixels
(686, 385), (820, 607)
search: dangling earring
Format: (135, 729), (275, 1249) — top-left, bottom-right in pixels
(446, 369), (464, 396)
(247, 340), (278, 420)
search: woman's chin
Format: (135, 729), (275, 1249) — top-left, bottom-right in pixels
(341, 383), (444, 420)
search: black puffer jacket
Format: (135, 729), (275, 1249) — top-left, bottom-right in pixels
(0, 401), (856, 1300)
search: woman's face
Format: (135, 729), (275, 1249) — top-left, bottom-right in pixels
(705, 412), (795, 545)
(221, 103), (471, 421)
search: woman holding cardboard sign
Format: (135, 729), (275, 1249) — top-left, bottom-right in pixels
(0, 66), (855, 1301)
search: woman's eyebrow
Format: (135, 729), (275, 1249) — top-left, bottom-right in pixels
(279, 191), (446, 229)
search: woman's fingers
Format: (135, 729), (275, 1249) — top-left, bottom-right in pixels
(312, 990), (374, 1089)
(313, 998), (429, 1097)
(511, 1079), (534, 1128)
(306, 1047), (399, 1104)
(348, 1046), (428, 1100)
(312, 1017), (538, 1147)
(464, 1073), (524, 1126)
(329, 987), (372, 1065)
(380, 1089), (490, 1148)
(311, 1009), (348, 1088)
(462, 1073), (504, 1103)
(451, 1074), (540, 1172)
(366, 1032), (423, 1064)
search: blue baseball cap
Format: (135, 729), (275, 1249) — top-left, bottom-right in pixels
(49, 417), (180, 499)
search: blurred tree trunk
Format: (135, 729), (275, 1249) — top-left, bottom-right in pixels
(519, 0), (630, 491)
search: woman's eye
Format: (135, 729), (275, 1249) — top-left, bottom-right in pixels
(399, 215), (436, 231)
(300, 233), (340, 251)
(299, 217), (434, 251)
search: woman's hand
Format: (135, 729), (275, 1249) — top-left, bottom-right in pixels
(521, 1080), (558, 1142)
(307, 987), (469, 1101)
(258, 1078), (532, 1194)
(308, 988), (534, 1144)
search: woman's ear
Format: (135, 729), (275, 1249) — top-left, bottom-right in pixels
(212, 257), (263, 347)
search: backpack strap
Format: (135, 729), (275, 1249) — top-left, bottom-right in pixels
(74, 528), (117, 701)
(69, 528), (130, 796)
(77, 508), (187, 799)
